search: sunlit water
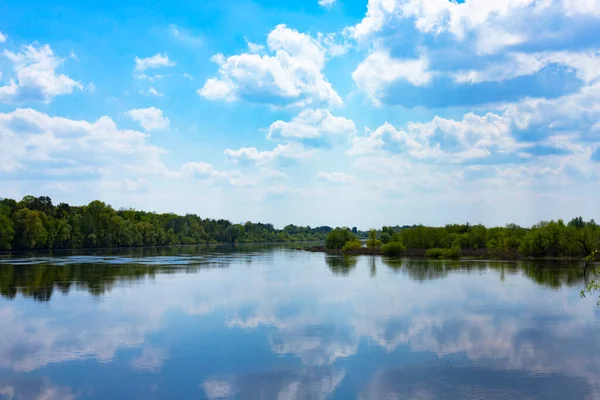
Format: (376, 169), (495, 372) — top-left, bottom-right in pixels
(0, 245), (599, 400)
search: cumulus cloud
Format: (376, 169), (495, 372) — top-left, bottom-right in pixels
(352, 50), (431, 105)
(134, 53), (175, 80)
(198, 24), (343, 107)
(0, 32), (6, 43)
(267, 109), (356, 145)
(349, 0), (600, 107)
(0, 44), (83, 103)
(224, 143), (317, 165)
(0, 108), (168, 179)
(126, 107), (170, 131)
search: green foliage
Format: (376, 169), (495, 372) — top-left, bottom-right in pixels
(366, 229), (381, 249)
(14, 208), (48, 250)
(581, 270), (600, 305)
(380, 232), (391, 244)
(341, 239), (362, 253)
(0, 195), (331, 251)
(325, 228), (357, 250)
(0, 210), (15, 250)
(381, 241), (406, 257)
(425, 246), (461, 259)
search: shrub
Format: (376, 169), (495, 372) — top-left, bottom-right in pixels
(325, 228), (357, 250)
(425, 248), (445, 258)
(381, 241), (406, 257)
(425, 246), (461, 259)
(341, 240), (362, 253)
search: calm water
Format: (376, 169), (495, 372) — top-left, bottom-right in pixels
(0, 245), (599, 400)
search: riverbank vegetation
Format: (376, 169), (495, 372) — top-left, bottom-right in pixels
(0, 195), (332, 251)
(321, 219), (600, 260)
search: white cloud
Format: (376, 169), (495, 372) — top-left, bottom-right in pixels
(352, 50), (431, 105)
(267, 109), (355, 142)
(318, 0), (337, 9)
(199, 24), (342, 107)
(181, 162), (253, 187)
(348, 111), (524, 162)
(224, 143), (316, 165)
(140, 87), (164, 97)
(317, 171), (357, 184)
(126, 107), (170, 131)
(454, 51), (600, 84)
(134, 53), (175, 80)
(0, 108), (168, 181)
(0, 32), (6, 43)
(247, 41), (264, 53)
(0, 44), (83, 103)
(183, 72), (194, 80)
(348, 0), (600, 106)
(199, 77), (236, 101)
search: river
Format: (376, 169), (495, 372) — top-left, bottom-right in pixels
(0, 244), (598, 399)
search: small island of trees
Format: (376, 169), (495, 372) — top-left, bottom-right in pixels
(317, 219), (600, 261)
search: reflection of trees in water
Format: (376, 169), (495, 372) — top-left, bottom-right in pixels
(0, 243), (303, 301)
(2, 247), (597, 301)
(325, 255), (358, 276)
(0, 261), (229, 302)
(381, 258), (595, 289)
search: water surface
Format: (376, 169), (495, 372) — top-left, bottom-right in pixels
(0, 245), (599, 399)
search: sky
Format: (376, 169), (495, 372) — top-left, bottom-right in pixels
(0, 0), (599, 229)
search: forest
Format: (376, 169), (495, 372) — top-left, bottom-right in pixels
(324, 218), (600, 260)
(0, 195), (332, 251)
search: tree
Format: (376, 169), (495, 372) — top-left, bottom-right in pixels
(325, 228), (356, 250)
(380, 232), (391, 244)
(366, 229), (381, 250)
(0, 212), (15, 250)
(13, 208), (48, 250)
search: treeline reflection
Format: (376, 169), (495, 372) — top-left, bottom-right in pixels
(327, 255), (596, 289)
(0, 251), (596, 301)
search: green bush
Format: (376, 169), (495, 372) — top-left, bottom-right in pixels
(425, 248), (445, 258)
(341, 240), (362, 253)
(425, 246), (461, 259)
(366, 238), (382, 249)
(381, 241), (406, 257)
(325, 228), (357, 250)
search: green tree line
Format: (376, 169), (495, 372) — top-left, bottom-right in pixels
(0, 195), (332, 251)
(325, 218), (600, 259)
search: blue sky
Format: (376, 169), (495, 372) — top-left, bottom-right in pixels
(1, 0), (599, 228)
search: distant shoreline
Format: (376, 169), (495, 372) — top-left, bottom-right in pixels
(301, 245), (600, 263)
